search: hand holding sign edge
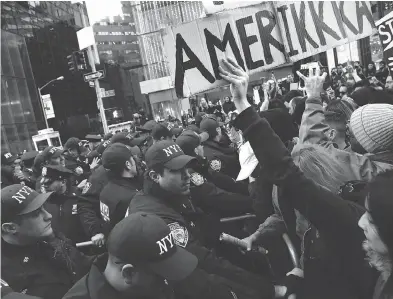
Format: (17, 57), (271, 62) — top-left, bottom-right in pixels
(219, 58), (251, 113)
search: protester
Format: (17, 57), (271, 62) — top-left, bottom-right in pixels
(99, 143), (141, 232)
(1, 184), (92, 299)
(376, 61), (389, 84)
(218, 57), (392, 299)
(222, 96), (236, 114)
(199, 98), (209, 113)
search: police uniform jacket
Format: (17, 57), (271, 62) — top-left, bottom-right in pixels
(188, 170), (252, 217)
(45, 193), (89, 244)
(128, 182), (274, 299)
(1, 235), (92, 299)
(78, 166), (109, 238)
(62, 254), (174, 299)
(99, 176), (141, 234)
(202, 140), (240, 179)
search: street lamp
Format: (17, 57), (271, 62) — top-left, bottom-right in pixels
(38, 76), (64, 128)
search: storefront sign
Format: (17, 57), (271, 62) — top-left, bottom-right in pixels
(375, 11), (393, 72)
(163, 1), (375, 97)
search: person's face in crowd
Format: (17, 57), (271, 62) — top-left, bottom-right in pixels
(346, 123), (367, 154)
(354, 62), (360, 67)
(200, 98), (207, 107)
(368, 63), (374, 70)
(358, 199), (388, 265)
(2, 205), (53, 243)
(89, 141), (100, 151)
(287, 74), (294, 83)
(208, 100), (213, 107)
(125, 155), (138, 177)
(346, 65), (353, 73)
(45, 179), (67, 195)
(151, 166), (191, 195)
(68, 148), (79, 158)
(13, 158), (22, 172)
(385, 76), (393, 90)
(339, 86), (348, 97)
(337, 65), (343, 74)
(331, 68), (337, 75)
(107, 257), (167, 298)
(194, 144), (204, 157)
(224, 96), (230, 102)
(379, 62), (386, 69)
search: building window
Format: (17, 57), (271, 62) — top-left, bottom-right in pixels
(100, 21), (108, 26)
(124, 31), (136, 35)
(97, 32), (109, 35)
(110, 32), (123, 35)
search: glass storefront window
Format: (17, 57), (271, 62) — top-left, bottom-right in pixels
(151, 100), (182, 121)
(370, 33), (384, 65)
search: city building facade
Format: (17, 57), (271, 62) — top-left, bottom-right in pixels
(1, 1), (96, 152)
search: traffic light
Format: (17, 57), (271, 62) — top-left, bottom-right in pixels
(67, 54), (76, 72)
(74, 50), (89, 71)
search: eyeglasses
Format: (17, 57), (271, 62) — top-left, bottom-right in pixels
(339, 91), (347, 95)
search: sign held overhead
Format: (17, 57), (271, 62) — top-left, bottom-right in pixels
(375, 11), (393, 72)
(163, 1), (375, 98)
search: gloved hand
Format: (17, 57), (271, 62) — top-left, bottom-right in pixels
(91, 233), (105, 247)
(283, 268), (304, 298)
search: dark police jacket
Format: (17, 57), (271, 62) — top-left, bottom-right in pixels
(1, 235), (92, 299)
(78, 166), (109, 238)
(202, 140), (240, 179)
(99, 176), (141, 233)
(45, 192), (89, 244)
(62, 254), (174, 299)
(128, 182), (274, 299)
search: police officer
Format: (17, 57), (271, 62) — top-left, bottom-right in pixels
(200, 116), (241, 180)
(16, 151), (39, 189)
(40, 165), (89, 245)
(175, 130), (252, 217)
(99, 143), (141, 233)
(1, 152), (19, 188)
(1, 184), (92, 299)
(78, 133), (141, 248)
(63, 212), (199, 299)
(128, 140), (275, 299)
(85, 134), (102, 151)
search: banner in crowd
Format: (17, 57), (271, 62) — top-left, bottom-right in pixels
(375, 10), (393, 72)
(163, 1), (375, 97)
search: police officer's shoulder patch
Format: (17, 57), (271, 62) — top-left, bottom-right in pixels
(82, 182), (92, 194)
(168, 222), (189, 248)
(190, 172), (204, 186)
(209, 159), (221, 172)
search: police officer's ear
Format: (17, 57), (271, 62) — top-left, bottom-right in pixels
(121, 264), (135, 284)
(327, 128), (337, 141)
(2, 222), (18, 234)
(125, 158), (135, 170)
(149, 170), (160, 183)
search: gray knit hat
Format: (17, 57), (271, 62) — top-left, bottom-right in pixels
(350, 104), (393, 154)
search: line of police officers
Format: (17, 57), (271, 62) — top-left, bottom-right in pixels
(1, 112), (302, 299)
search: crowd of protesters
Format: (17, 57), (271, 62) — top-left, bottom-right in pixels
(1, 57), (393, 299)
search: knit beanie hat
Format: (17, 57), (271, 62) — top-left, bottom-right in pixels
(350, 104), (393, 154)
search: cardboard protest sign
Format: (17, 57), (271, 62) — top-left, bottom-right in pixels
(375, 11), (393, 72)
(164, 1), (375, 98)
(275, 1), (375, 62)
(163, 2), (287, 97)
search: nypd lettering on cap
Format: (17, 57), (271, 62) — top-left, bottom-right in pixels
(11, 186), (34, 204)
(162, 144), (182, 157)
(168, 222), (188, 248)
(156, 232), (175, 255)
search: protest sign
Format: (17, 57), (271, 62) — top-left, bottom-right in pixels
(275, 1), (375, 62)
(375, 11), (393, 72)
(164, 1), (375, 97)
(163, 2), (287, 97)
